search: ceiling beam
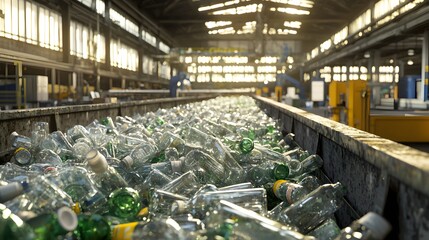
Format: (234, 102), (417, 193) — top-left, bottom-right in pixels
(159, 18), (346, 24)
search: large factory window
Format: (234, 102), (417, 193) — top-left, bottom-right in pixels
(141, 29), (156, 47)
(75, 0), (105, 16)
(110, 39), (138, 71)
(142, 55), (154, 75)
(70, 20), (105, 63)
(109, 8), (139, 37)
(0, 0), (62, 51)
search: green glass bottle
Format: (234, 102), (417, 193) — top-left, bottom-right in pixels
(248, 161), (289, 186)
(26, 207), (78, 240)
(0, 203), (34, 240)
(108, 187), (142, 220)
(73, 214), (111, 240)
(239, 138), (254, 154)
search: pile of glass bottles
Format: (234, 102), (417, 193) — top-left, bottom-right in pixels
(1, 96), (391, 240)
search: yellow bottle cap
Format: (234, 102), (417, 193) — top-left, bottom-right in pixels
(137, 207), (149, 217)
(72, 202), (81, 215)
(273, 180), (288, 193)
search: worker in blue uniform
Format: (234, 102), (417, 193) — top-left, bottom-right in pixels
(169, 72), (188, 97)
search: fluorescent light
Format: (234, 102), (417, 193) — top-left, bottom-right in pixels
(284, 21), (302, 29)
(205, 21), (232, 29)
(265, 0), (314, 8)
(274, 7), (310, 15)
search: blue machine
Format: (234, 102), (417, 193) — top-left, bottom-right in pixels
(276, 74), (305, 99)
(398, 75), (419, 99)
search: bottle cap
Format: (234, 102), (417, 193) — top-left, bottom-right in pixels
(171, 200), (187, 214)
(121, 156), (134, 169)
(72, 202), (81, 215)
(272, 180), (288, 193)
(57, 207), (78, 232)
(170, 160), (183, 173)
(86, 149), (108, 173)
(0, 182), (24, 203)
(358, 212), (391, 239)
(273, 164), (289, 180)
(14, 147), (32, 165)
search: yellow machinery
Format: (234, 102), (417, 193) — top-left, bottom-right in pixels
(275, 86), (282, 102)
(329, 80), (429, 142)
(329, 80), (370, 131)
(347, 80), (371, 131)
(328, 81), (346, 122)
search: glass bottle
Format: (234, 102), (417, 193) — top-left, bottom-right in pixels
(287, 155), (324, 179)
(0, 203), (35, 239)
(25, 206), (78, 240)
(248, 160), (289, 186)
(277, 183), (346, 233)
(85, 149), (128, 196)
(206, 200), (312, 240)
(335, 212), (391, 240)
(112, 217), (186, 240)
(73, 214), (111, 240)
(161, 171), (202, 197)
(308, 218), (341, 240)
(172, 188), (267, 218)
(108, 187), (142, 220)
(273, 180), (309, 204)
(0, 181), (28, 203)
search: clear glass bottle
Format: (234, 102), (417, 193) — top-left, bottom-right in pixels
(133, 160), (183, 179)
(161, 171), (202, 197)
(122, 143), (158, 169)
(308, 218), (341, 240)
(135, 169), (173, 199)
(6, 175), (74, 214)
(277, 183), (346, 233)
(335, 212), (391, 240)
(149, 189), (189, 216)
(206, 200), (313, 240)
(248, 160), (289, 186)
(85, 149), (128, 196)
(273, 180), (309, 204)
(112, 217), (186, 240)
(287, 155), (324, 179)
(54, 166), (106, 205)
(11, 147), (33, 166)
(172, 188), (267, 218)
(0, 181), (28, 203)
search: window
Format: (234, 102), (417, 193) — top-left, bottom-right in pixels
(75, 0), (105, 16)
(70, 20), (105, 62)
(142, 55), (154, 74)
(141, 29), (156, 47)
(159, 41), (170, 54)
(109, 8), (139, 37)
(0, 0), (62, 51)
(110, 39), (138, 71)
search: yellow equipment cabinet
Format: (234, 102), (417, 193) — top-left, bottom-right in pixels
(347, 80), (370, 131)
(328, 81), (346, 122)
(275, 86), (282, 102)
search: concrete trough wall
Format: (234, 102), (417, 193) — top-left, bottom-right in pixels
(1, 95), (428, 238)
(0, 96), (212, 156)
(254, 96), (429, 239)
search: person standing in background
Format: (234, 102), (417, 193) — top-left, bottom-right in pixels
(169, 72), (187, 97)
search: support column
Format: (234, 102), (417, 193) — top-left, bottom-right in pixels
(61, 1), (70, 63)
(372, 50), (381, 106)
(420, 30), (429, 101)
(51, 68), (56, 101)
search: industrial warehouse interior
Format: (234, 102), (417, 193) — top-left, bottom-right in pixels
(0, 0), (428, 239)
